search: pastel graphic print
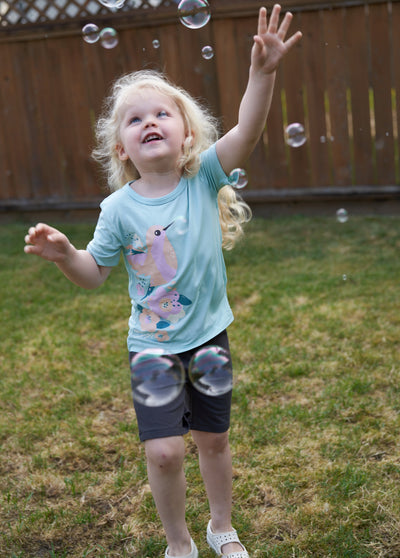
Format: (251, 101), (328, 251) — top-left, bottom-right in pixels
(125, 224), (191, 342)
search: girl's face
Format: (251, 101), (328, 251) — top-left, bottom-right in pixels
(116, 88), (187, 174)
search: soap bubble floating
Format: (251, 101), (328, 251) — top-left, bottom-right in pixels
(100, 27), (119, 49)
(228, 168), (248, 189)
(130, 350), (185, 407)
(82, 23), (100, 44)
(152, 39), (160, 49)
(189, 345), (233, 396)
(285, 122), (307, 147)
(201, 45), (214, 59)
(336, 208), (349, 223)
(178, 0), (211, 29)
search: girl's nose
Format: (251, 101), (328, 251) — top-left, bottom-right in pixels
(144, 115), (157, 127)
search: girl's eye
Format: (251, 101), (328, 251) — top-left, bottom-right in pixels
(128, 116), (140, 124)
(158, 110), (168, 118)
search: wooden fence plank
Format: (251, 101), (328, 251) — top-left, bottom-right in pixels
(392, 1), (400, 182)
(26, 39), (55, 199)
(11, 41), (41, 199)
(323, 6), (352, 186)
(263, 68), (291, 190)
(369, 2), (396, 185)
(212, 18), (242, 132)
(301, 8), (331, 187)
(345, 4), (375, 185)
(229, 14), (269, 190)
(158, 23), (185, 85)
(175, 23), (216, 106)
(282, 11), (310, 188)
(0, 43), (21, 199)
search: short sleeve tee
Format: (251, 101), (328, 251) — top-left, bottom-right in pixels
(87, 143), (234, 353)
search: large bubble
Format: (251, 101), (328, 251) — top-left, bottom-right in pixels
(178, 0), (211, 29)
(188, 345), (232, 396)
(130, 350), (185, 407)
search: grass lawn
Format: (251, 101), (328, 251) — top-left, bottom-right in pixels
(1, 215), (400, 557)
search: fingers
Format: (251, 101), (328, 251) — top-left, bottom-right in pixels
(260, 4), (301, 43)
(24, 243), (39, 255)
(284, 30), (303, 50)
(277, 11), (293, 41)
(25, 223), (42, 243)
(257, 6), (268, 36)
(252, 34), (265, 55)
(25, 226), (38, 246)
(267, 4), (281, 35)
(24, 222), (53, 252)
(257, 4), (302, 54)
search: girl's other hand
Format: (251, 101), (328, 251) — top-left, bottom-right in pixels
(252, 4), (302, 75)
(24, 223), (72, 263)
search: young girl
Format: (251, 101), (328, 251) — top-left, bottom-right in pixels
(24, 6), (301, 557)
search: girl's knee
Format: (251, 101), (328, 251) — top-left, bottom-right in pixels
(145, 436), (185, 471)
(193, 430), (230, 455)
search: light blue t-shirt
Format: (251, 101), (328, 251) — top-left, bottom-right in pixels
(87, 144), (234, 353)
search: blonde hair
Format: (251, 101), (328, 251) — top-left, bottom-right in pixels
(92, 69), (251, 249)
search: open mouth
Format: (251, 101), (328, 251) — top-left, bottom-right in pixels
(143, 133), (163, 143)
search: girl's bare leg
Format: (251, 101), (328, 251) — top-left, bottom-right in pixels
(145, 436), (192, 556)
(191, 429), (244, 555)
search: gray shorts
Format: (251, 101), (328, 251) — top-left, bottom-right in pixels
(129, 330), (232, 442)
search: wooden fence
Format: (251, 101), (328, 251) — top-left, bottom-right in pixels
(1, 0), (400, 218)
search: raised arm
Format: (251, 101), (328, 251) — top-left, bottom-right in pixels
(216, 4), (302, 174)
(24, 223), (111, 289)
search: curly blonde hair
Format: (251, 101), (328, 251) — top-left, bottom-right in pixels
(92, 69), (251, 249)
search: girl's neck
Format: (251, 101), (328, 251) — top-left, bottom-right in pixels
(130, 169), (182, 198)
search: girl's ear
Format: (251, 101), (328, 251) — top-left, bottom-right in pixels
(116, 143), (129, 161)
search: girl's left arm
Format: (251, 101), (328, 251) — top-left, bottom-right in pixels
(216, 4), (302, 174)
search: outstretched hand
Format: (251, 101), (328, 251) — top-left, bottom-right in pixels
(24, 223), (72, 263)
(252, 4), (302, 75)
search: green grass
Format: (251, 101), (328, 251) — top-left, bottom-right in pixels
(1, 215), (400, 557)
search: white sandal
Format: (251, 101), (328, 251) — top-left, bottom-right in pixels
(207, 520), (249, 557)
(165, 538), (198, 558)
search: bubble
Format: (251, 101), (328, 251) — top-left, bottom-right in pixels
(175, 215), (188, 235)
(285, 122), (307, 148)
(130, 350), (185, 407)
(98, 0), (126, 8)
(152, 39), (160, 49)
(178, 0), (211, 29)
(336, 208), (349, 223)
(189, 345), (232, 396)
(100, 27), (119, 49)
(82, 23), (100, 44)
(342, 274), (347, 281)
(228, 168), (248, 189)
(201, 45), (214, 59)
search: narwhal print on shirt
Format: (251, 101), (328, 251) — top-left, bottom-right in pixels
(125, 223), (192, 342)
